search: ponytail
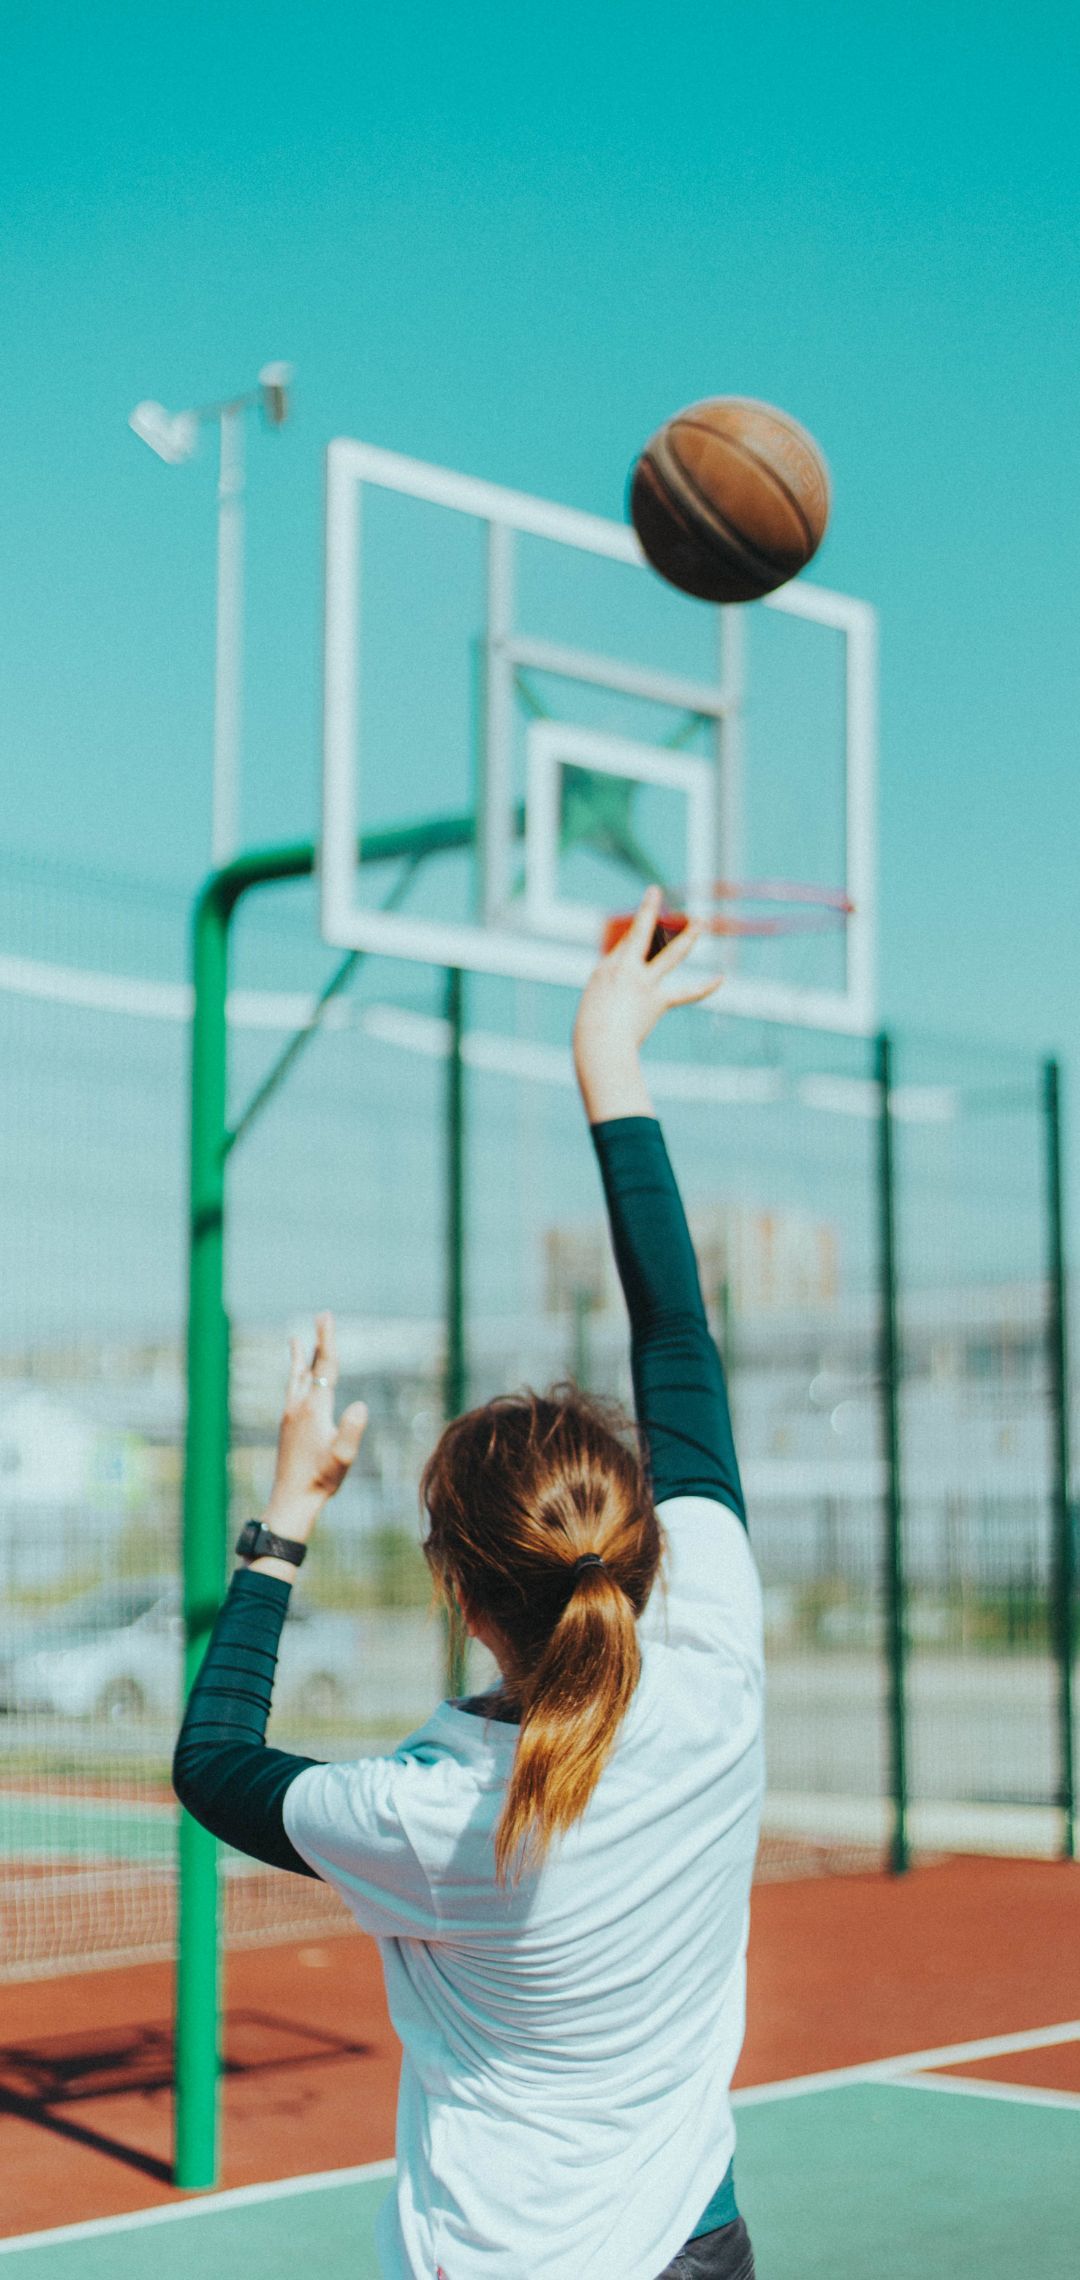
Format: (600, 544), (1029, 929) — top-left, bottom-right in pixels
(494, 1557), (642, 1882)
(420, 1388), (661, 1885)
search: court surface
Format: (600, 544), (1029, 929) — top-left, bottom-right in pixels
(2, 1859), (1077, 2276)
(1, 2022), (1078, 2279)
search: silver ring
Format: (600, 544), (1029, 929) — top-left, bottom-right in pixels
(313, 1374), (331, 1388)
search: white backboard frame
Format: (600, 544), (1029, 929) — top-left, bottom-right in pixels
(321, 436), (877, 1032)
(524, 722), (716, 947)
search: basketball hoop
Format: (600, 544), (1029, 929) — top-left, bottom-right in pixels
(601, 881), (854, 957)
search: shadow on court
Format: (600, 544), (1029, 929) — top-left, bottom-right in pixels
(0, 1937), (401, 2237)
(0, 2010), (377, 2190)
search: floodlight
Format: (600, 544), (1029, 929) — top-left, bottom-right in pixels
(129, 361), (295, 869)
(129, 400), (199, 464)
(258, 361), (293, 426)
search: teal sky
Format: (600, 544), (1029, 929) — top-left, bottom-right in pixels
(2, 0), (1078, 1071)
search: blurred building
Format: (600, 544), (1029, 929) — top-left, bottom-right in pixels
(0, 1190), (1071, 1625)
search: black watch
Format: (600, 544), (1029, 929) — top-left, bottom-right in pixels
(235, 1519), (308, 1569)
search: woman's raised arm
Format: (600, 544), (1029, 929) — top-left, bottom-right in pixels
(573, 891), (746, 1526)
(172, 1317), (368, 1871)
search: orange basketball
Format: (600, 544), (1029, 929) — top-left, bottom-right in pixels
(629, 396), (830, 604)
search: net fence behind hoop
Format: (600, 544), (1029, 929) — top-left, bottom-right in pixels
(0, 858), (1071, 1978)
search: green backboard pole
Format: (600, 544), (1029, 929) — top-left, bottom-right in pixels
(176, 870), (232, 2189)
(175, 820), (478, 2189)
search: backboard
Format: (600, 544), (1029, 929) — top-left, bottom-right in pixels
(321, 438), (876, 1032)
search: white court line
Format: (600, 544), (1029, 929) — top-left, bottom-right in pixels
(732, 2017), (1080, 2105)
(894, 2071), (1080, 2114)
(5, 2023), (1078, 2254)
(0, 2159), (395, 2254)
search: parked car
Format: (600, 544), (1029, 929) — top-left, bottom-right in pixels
(0, 1578), (361, 1725)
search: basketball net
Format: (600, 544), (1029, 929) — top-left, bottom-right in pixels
(601, 881), (854, 955)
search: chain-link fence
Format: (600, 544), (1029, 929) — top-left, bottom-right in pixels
(0, 854), (1075, 1980)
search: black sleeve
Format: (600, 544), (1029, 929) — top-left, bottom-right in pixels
(589, 1115), (746, 1527)
(172, 1567), (322, 1877)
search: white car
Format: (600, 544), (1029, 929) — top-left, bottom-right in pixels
(0, 1579), (362, 1725)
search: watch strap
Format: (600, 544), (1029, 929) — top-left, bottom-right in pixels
(235, 1518), (307, 1568)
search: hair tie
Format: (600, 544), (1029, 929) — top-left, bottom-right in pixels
(571, 1553), (606, 1580)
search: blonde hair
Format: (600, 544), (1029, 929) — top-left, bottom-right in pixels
(421, 1387), (661, 1883)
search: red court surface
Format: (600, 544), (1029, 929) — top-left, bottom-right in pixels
(1, 1856), (1077, 2239)
(939, 2042), (1080, 2094)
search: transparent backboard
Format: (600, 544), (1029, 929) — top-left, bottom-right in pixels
(321, 439), (877, 1032)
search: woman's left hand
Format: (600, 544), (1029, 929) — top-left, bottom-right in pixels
(572, 885), (723, 1122)
(263, 1312), (369, 1543)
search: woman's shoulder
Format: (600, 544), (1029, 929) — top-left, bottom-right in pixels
(396, 1698), (521, 1776)
(641, 1497), (764, 1683)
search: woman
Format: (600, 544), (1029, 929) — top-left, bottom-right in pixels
(174, 886), (764, 2280)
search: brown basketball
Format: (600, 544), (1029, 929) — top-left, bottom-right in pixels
(629, 396), (830, 603)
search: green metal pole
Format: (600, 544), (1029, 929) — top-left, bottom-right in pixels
(876, 1031), (909, 1875)
(1044, 1059), (1076, 1861)
(175, 816), (482, 2189)
(443, 966), (469, 1699)
(175, 877), (232, 2188)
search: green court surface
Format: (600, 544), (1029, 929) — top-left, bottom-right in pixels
(1, 2077), (1076, 2279)
(0, 1796), (174, 1865)
(0, 1792), (258, 1876)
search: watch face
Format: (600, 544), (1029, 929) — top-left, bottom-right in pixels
(236, 1521), (262, 1559)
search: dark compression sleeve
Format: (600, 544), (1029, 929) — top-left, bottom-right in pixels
(590, 1116), (746, 1525)
(172, 1568), (321, 1876)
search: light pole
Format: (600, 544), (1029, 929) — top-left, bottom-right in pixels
(129, 363), (293, 867)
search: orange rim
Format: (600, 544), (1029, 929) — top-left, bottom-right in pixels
(602, 881), (854, 956)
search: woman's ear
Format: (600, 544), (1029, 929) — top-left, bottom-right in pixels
(449, 1581), (509, 1670)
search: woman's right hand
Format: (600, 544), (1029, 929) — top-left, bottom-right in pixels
(261, 1312), (369, 1545)
(572, 887), (723, 1122)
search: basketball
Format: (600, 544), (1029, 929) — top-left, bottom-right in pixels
(629, 396), (830, 603)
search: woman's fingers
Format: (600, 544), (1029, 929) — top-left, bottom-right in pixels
(649, 919), (724, 1011)
(272, 1312), (367, 1520)
(331, 1401), (369, 1473)
(285, 1315), (343, 1411)
(286, 1336), (307, 1403)
(621, 884), (664, 960)
(618, 899), (717, 995)
(648, 916), (703, 982)
(310, 1310), (338, 1390)
(666, 970), (725, 1009)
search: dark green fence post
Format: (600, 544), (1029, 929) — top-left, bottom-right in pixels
(1044, 1059), (1076, 1861)
(175, 877), (232, 2188)
(876, 1031), (909, 1874)
(443, 967), (469, 1698)
(571, 1287), (592, 1391)
(718, 1276), (737, 1436)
